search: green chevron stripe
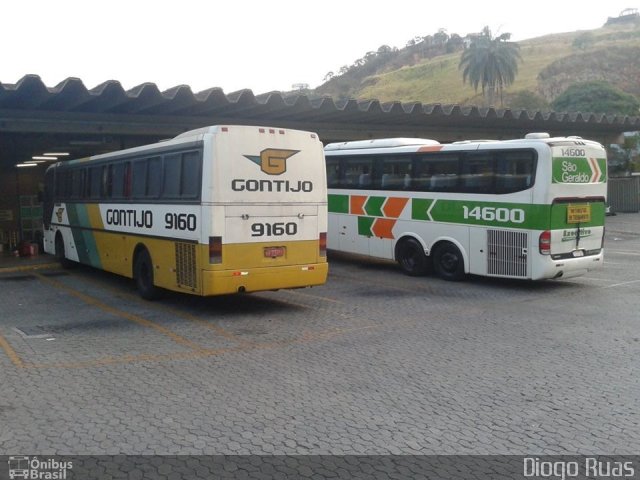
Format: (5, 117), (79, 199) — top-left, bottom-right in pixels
(363, 196), (385, 217)
(357, 216), (375, 237)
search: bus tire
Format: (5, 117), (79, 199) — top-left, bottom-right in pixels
(55, 233), (73, 269)
(396, 237), (430, 276)
(433, 242), (466, 281)
(134, 249), (162, 300)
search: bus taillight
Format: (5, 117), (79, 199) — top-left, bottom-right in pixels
(209, 236), (222, 264)
(539, 230), (551, 255)
(319, 232), (327, 257)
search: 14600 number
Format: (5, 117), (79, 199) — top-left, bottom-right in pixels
(251, 222), (297, 237)
(462, 206), (525, 224)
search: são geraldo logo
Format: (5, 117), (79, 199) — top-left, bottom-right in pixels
(7, 456), (73, 479)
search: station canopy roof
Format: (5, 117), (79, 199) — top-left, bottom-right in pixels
(1, 74), (639, 168)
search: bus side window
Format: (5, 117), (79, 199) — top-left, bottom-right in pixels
(381, 156), (411, 191)
(461, 153), (494, 193)
(495, 151), (536, 193)
(163, 153), (181, 198)
(89, 167), (102, 199)
(111, 162), (128, 200)
(146, 157), (162, 198)
(326, 158), (340, 188)
(428, 156), (460, 192)
(181, 151), (202, 198)
(131, 161), (146, 199)
(101, 165), (112, 199)
(55, 170), (72, 201)
(358, 167), (371, 188)
(412, 153), (459, 192)
(70, 168), (85, 200)
(343, 158), (375, 189)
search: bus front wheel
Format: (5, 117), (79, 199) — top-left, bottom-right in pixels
(396, 238), (430, 276)
(134, 249), (162, 300)
(433, 242), (466, 281)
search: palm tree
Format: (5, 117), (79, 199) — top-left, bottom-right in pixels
(459, 26), (521, 106)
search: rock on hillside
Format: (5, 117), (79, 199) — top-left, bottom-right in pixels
(538, 46), (640, 100)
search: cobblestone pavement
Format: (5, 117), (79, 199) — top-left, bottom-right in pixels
(1, 214), (639, 456)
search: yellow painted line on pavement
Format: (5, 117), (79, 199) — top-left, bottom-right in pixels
(0, 333), (25, 368)
(158, 303), (257, 347)
(280, 288), (345, 304)
(27, 346), (248, 370)
(33, 273), (207, 353)
(0, 263), (59, 274)
(72, 272), (255, 347)
(8, 269), (405, 370)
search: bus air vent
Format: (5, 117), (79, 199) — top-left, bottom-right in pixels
(175, 242), (197, 289)
(487, 230), (528, 278)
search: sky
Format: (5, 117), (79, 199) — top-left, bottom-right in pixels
(2, 1), (638, 94)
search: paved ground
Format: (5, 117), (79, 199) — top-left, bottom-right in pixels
(1, 214), (639, 456)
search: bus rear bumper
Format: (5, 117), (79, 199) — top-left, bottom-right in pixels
(534, 251), (604, 280)
(201, 262), (328, 296)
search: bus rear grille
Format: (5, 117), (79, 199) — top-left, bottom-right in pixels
(487, 230), (528, 278)
(175, 242), (197, 288)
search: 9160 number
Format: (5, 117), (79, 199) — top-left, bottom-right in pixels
(251, 222), (297, 237)
(165, 213), (197, 231)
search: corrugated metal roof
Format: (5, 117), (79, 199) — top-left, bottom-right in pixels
(2, 74), (639, 131)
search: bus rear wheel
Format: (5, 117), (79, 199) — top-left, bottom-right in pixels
(433, 242), (466, 281)
(396, 238), (430, 276)
(134, 249), (162, 300)
(55, 233), (73, 269)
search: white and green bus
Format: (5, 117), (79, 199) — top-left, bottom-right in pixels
(325, 133), (607, 281)
(43, 125), (328, 298)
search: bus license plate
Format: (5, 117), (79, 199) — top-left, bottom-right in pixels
(572, 250), (584, 257)
(567, 204), (591, 224)
(264, 246), (285, 258)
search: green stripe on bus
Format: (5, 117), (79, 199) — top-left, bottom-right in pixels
(411, 198), (548, 229)
(412, 198), (605, 230)
(66, 204), (102, 268)
(328, 194), (349, 214)
(358, 216), (375, 237)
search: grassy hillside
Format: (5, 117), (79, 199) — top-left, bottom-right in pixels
(315, 22), (640, 109)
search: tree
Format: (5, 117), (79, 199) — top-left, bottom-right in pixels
(446, 34), (464, 54)
(433, 29), (449, 46)
(458, 26), (522, 106)
(551, 81), (640, 116)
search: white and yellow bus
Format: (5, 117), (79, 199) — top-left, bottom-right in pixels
(325, 133), (607, 281)
(43, 125), (328, 298)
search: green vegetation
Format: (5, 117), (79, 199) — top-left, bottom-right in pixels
(551, 81), (640, 115)
(315, 21), (640, 114)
